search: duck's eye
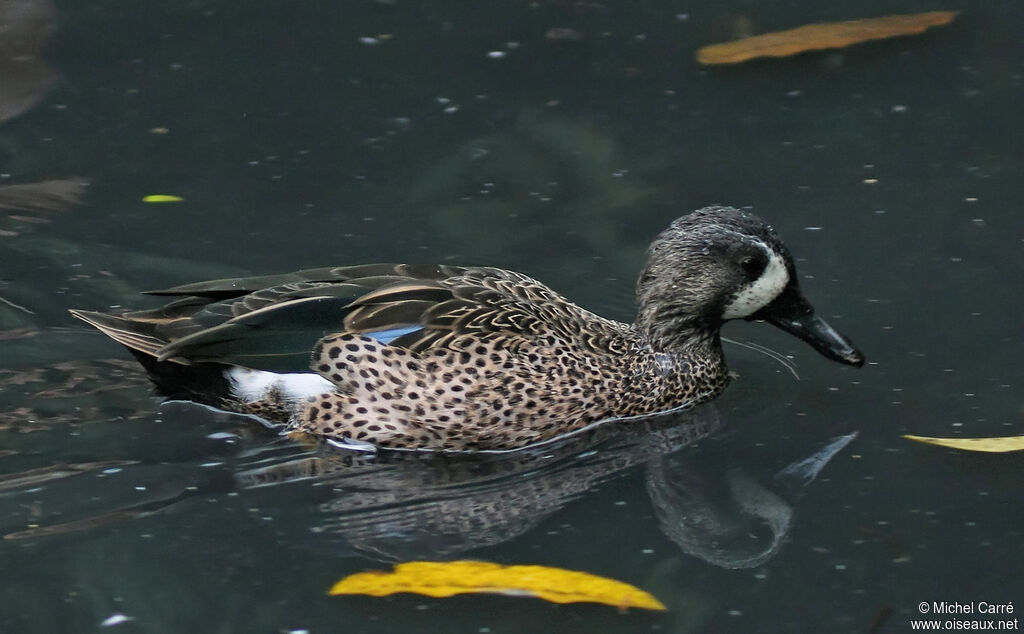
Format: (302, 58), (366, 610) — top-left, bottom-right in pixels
(739, 255), (765, 280)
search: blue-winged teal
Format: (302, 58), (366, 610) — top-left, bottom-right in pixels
(71, 206), (863, 451)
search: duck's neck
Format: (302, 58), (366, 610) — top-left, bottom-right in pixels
(631, 315), (731, 413)
(634, 306), (724, 359)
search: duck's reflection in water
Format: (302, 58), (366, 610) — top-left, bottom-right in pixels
(233, 405), (856, 568)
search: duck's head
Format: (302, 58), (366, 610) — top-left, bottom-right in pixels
(635, 205), (864, 366)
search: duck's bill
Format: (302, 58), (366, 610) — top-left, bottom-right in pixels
(751, 288), (865, 367)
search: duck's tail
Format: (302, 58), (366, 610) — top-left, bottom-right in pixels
(70, 308), (232, 406)
(68, 309), (167, 359)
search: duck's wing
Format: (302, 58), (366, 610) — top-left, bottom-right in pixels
(71, 264), (618, 373)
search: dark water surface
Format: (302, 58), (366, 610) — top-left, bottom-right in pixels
(1, 1), (1022, 632)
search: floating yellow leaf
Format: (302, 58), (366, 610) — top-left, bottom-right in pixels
(696, 11), (959, 65)
(142, 194), (184, 203)
(328, 561), (666, 611)
(903, 434), (1024, 453)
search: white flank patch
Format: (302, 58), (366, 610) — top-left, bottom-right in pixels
(226, 367), (333, 403)
(721, 246), (790, 319)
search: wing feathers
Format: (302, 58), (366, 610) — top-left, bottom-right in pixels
(72, 264), (616, 372)
(69, 309), (175, 361)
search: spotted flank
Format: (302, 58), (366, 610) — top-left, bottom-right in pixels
(70, 206), (864, 451)
(295, 332), (668, 451)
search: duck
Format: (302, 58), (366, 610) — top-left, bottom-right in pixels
(70, 205), (864, 452)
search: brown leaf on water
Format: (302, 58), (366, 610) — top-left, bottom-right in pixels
(0, 0), (59, 123)
(0, 177), (89, 212)
(696, 11), (959, 65)
(903, 434), (1024, 453)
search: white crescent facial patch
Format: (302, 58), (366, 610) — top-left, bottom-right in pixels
(721, 245), (790, 320)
